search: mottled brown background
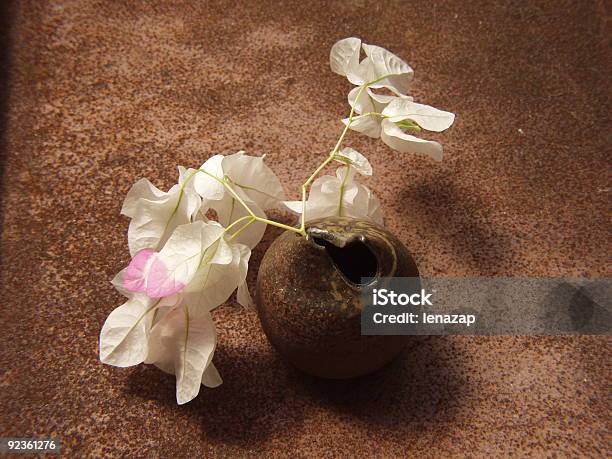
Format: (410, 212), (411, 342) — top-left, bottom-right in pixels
(0, 0), (610, 457)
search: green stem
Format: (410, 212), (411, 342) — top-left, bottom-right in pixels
(160, 169), (198, 241)
(198, 169), (255, 216)
(196, 169), (306, 236)
(336, 166), (351, 217)
(192, 74), (395, 238)
(229, 180), (280, 202)
(228, 217), (256, 241)
(224, 215), (253, 234)
(299, 83), (369, 231)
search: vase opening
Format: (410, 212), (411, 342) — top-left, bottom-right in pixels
(311, 236), (378, 285)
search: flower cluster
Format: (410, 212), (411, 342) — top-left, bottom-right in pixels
(284, 147), (383, 225)
(285, 38), (454, 224)
(331, 37), (455, 161)
(100, 38), (454, 404)
(100, 152), (286, 404)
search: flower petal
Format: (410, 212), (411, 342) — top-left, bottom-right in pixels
(222, 152), (285, 210)
(127, 183), (201, 257)
(342, 114), (382, 138)
(208, 192), (267, 249)
(193, 154), (226, 201)
(296, 202), (338, 222)
(237, 281), (253, 308)
(330, 37), (362, 82)
(381, 119), (443, 161)
(194, 152), (282, 249)
(361, 44), (414, 95)
(335, 147), (372, 176)
(99, 295), (158, 367)
(352, 183), (384, 225)
(145, 302), (217, 405)
(183, 240), (251, 311)
(209, 236), (234, 265)
(178, 166), (200, 196)
(347, 86), (375, 115)
(121, 179), (166, 219)
(195, 152), (285, 211)
(236, 244), (252, 308)
(111, 268), (131, 297)
(367, 89), (412, 108)
(282, 200), (304, 214)
(334, 165), (359, 188)
(284, 168), (383, 224)
(382, 98), (455, 132)
(202, 362), (223, 388)
(348, 87), (411, 115)
(123, 249), (156, 293)
(145, 221), (225, 298)
(320, 173), (343, 195)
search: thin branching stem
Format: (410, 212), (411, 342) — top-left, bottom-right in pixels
(196, 169), (305, 236)
(193, 75), (394, 238)
(298, 83), (370, 231)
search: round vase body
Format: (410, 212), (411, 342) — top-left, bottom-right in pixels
(255, 217), (420, 379)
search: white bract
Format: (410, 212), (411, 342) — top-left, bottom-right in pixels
(331, 37), (455, 160)
(123, 167), (201, 257)
(285, 149), (382, 224)
(101, 38), (455, 405)
(100, 220), (252, 403)
(330, 37), (413, 95)
(334, 147), (372, 176)
(194, 151), (285, 249)
(99, 293), (162, 368)
(119, 221), (251, 306)
(145, 302), (221, 404)
(102, 153), (278, 404)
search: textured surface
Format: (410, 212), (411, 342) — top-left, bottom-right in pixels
(0, 0), (610, 457)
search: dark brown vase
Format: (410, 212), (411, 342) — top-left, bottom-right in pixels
(255, 217), (420, 378)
